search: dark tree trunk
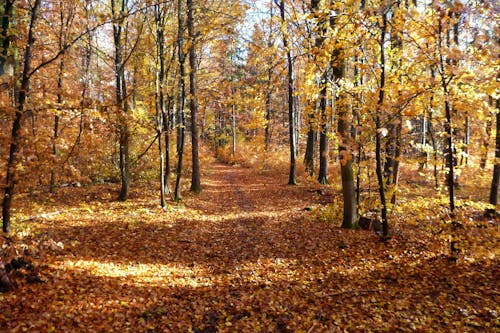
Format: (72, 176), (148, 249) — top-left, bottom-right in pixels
(375, 11), (389, 238)
(174, 0), (186, 201)
(51, 4), (70, 193)
(264, 4), (274, 152)
(480, 108), (492, 169)
(489, 97), (500, 209)
(112, 0), (130, 202)
(317, 83), (328, 185)
(2, 0), (41, 234)
(278, 0), (296, 185)
(438, 17), (455, 214)
(154, 4), (167, 207)
(187, 0), (201, 193)
(304, 113), (315, 176)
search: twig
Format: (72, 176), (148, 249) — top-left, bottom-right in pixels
(307, 323), (317, 333)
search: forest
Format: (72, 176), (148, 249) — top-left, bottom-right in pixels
(0, 0), (498, 331)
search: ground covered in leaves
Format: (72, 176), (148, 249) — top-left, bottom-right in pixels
(0, 161), (499, 332)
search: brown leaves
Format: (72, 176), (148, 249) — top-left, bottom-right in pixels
(0, 161), (498, 332)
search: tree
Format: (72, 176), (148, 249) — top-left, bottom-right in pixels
(50, 0), (77, 193)
(153, 3), (170, 207)
(174, 0), (187, 201)
(187, 0), (201, 193)
(2, 0), (42, 234)
(277, 0), (296, 185)
(489, 97), (500, 214)
(111, 0), (131, 201)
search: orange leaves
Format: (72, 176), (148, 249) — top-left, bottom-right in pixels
(0, 160), (499, 331)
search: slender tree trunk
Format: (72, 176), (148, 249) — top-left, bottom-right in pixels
(438, 17), (455, 214)
(278, 0), (296, 185)
(112, 0), (130, 201)
(187, 0), (201, 193)
(375, 11), (389, 238)
(265, 90), (272, 152)
(51, 18), (65, 193)
(304, 110), (316, 175)
(154, 4), (167, 207)
(76, 1), (93, 148)
(489, 98), (500, 209)
(2, 0), (42, 234)
(174, 0), (186, 201)
(231, 98), (236, 158)
(480, 108), (492, 169)
(317, 82), (329, 184)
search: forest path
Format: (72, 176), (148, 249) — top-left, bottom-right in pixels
(1, 161), (498, 332)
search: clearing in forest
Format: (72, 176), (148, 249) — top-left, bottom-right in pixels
(0, 161), (498, 332)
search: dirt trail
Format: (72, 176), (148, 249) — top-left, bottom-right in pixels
(0, 162), (498, 332)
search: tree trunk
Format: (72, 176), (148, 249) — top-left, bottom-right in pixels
(174, 0), (186, 201)
(317, 83), (329, 185)
(278, 0), (296, 185)
(154, 4), (167, 207)
(304, 112), (315, 176)
(265, 90), (272, 152)
(187, 0), (201, 193)
(480, 108), (492, 169)
(338, 94), (357, 229)
(264, 3), (274, 152)
(231, 100), (236, 159)
(112, 0), (130, 202)
(375, 11), (389, 238)
(438, 17), (455, 214)
(489, 95), (500, 210)
(2, 0), (41, 234)
(51, 29), (65, 193)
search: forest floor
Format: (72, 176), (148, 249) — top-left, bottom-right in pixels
(0, 160), (499, 332)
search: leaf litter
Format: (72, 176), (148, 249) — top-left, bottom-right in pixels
(0, 162), (498, 332)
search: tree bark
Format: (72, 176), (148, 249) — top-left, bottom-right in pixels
(111, 0), (130, 202)
(154, 4), (167, 207)
(489, 95), (500, 209)
(174, 0), (187, 201)
(317, 82), (329, 185)
(375, 11), (389, 238)
(2, 0), (42, 234)
(187, 0), (201, 193)
(304, 112), (315, 176)
(278, 0), (296, 185)
(339, 97), (357, 229)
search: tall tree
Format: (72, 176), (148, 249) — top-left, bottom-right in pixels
(111, 0), (130, 201)
(153, 3), (169, 207)
(187, 0), (201, 193)
(174, 0), (187, 201)
(375, 9), (389, 238)
(2, 0), (42, 233)
(50, 0), (77, 193)
(489, 97), (500, 214)
(277, 0), (296, 185)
